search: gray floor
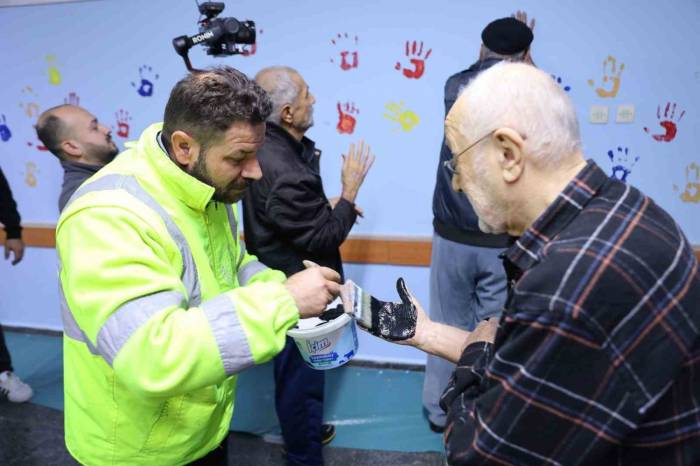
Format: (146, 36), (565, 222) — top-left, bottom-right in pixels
(0, 402), (445, 466)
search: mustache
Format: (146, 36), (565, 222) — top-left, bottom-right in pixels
(228, 180), (249, 191)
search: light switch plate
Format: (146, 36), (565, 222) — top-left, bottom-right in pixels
(616, 104), (635, 123)
(590, 105), (609, 124)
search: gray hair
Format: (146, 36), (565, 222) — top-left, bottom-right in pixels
(255, 66), (301, 125)
(455, 62), (582, 168)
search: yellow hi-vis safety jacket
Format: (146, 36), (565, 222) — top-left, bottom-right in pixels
(57, 122), (299, 465)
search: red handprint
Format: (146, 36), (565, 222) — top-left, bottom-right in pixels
(115, 109), (132, 139)
(330, 33), (359, 71)
(644, 102), (685, 143)
(241, 28), (262, 57)
(394, 40), (432, 79)
(336, 102), (359, 135)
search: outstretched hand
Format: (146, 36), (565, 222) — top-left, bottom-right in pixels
(341, 140), (375, 203)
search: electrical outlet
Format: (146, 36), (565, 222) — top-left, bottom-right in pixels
(616, 104), (635, 123)
(589, 105), (609, 124)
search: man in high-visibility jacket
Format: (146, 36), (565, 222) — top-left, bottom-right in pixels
(56, 66), (342, 465)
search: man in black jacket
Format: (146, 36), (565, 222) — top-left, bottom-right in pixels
(35, 104), (118, 212)
(244, 66), (373, 466)
(0, 167), (33, 403)
(424, 16), (535, 432)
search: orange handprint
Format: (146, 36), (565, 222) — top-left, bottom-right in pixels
(337, 102), (359, 135)
(394, 41), (432, 80)
(588, 55), (625, 98)
(644, 102), (685, 143)
(25, 162), (38, 188)
(18, 86), (40, 118)
(674, 163), (700, 204)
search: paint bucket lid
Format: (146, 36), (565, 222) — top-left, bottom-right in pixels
(287, 312), (352, 339)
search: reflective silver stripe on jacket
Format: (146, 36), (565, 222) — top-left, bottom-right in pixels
(237, 260), (269, 286)
(224, 205), (246, 269)
(201, 294), (255, 375)
(59, 278), (99, 356)
(224, 204), (269, 284)
(60, 174), (202, 362)
(97, 291), (185, 365)
(64, 174), (201, 305)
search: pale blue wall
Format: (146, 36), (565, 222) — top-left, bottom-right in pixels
(0, 0), (698, 363)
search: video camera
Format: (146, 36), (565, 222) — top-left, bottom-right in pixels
(172, 1), (256, 71)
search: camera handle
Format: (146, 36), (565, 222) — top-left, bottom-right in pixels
(172, 24), (228, 71)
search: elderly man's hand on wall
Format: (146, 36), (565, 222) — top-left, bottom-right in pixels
(340, 140), (375, 204)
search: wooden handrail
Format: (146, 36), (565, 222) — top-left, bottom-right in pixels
(1, 224), (699, 266)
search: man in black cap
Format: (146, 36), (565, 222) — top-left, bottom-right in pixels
(423, 15), (534, 433)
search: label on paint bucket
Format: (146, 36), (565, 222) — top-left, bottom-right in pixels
(307, 338), (331, 354)
(310, 352), (339, 364)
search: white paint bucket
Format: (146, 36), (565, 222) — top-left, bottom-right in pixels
(287, 311), (358, 370)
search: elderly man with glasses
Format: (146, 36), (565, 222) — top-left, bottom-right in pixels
(423, 16), (534, 433)
(382, 61), (700, 465)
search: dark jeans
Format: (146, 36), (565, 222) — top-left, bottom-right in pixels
(188, 435), (229, 465)
(0, 325), (13, 374)
(274, 337), (324, 466)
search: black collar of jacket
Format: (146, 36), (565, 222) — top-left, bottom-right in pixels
(265, 122), (320, 164)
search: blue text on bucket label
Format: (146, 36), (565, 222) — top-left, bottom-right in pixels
(310, 352), (339, 363)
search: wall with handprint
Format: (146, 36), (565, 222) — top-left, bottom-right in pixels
(0, 0), (698, 364)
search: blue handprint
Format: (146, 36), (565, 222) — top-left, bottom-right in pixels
(551, 75), (571, 92)
(131, 65), (159, 97)
(607, 146), (639, 182)
(0, 115), (11, 142)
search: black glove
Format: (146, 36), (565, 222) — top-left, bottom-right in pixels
(353, 278), (417, 341)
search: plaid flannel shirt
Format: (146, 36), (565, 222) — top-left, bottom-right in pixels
(440, 160), (700, 465)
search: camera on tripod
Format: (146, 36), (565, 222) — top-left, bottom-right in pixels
(172, 1), (256, 71)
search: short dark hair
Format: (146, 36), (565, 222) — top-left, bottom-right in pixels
(162, 66), (271, 153)
(36, 106), (70, 159)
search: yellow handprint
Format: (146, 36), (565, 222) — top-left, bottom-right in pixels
(47, 55), (62, 85)
(383, 101), (419, 132)
(674, 162), (700, 204)
(25, 162), (38, 188)
(587, 55), (625, 98)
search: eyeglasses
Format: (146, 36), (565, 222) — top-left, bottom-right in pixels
(443, 130), (494, 176)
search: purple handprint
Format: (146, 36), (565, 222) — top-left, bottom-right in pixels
(0, 115), (12, 142)
(131, 65), (159, 97)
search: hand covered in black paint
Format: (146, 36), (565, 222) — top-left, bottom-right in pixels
(349, 278), (418, 341)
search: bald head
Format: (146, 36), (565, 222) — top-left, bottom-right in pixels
(36, 105), (73, 158)
(446, 62), (581, 169)
(36, 105), (118, 165)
